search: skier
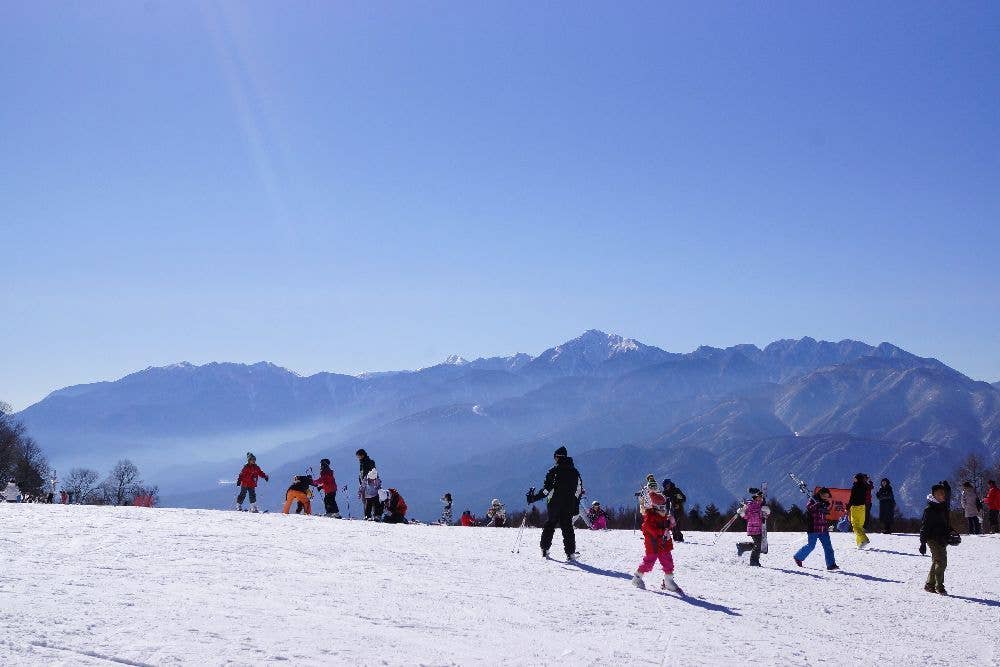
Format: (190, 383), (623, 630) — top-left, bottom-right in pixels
(736, 488), (770, 566)
(587, 501), (608, 530)
(460, 510), (475, 526)
(919, 483), (952, 594)
(631, 476), (681, 592)
(847, 473), (872, 549)
(280, 474), (312, 515)
(661, 479), (687, 542)
(526, 445), (583, 560)
(359, 468), (382, 520)
(2, 479), (20, 502)
(235, 453), (269, 512)
(379, 488), (408, 524)
(312, 459), (340, 518)
(485, 499), (507, 527)
(440, 493), (454, 525)
(960, 481), (982, 534)
(876, 478), (896, 534)
(985, 480), (1000, 534)
(793, 487), (840, 571)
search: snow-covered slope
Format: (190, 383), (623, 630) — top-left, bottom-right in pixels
(2, 504), (998, 665)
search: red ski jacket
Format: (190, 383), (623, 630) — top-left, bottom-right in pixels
(313, 468), (337, 494)
(460, 513), (475, 526)
(986, 487), (1000, 511)
(237, 463), (268, 488)
(640, 508), (673, 540)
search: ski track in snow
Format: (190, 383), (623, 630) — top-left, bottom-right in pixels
(1, 504), (998, 666)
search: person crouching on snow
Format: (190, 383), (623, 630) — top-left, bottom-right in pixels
(632, 475), (681, 592)
(283, 474), (313, 515)
(236, 453), (269, 512)
(486, 499), (507, 527)
(312, 458), (340, 518)
(587, 501), (608, 530)
(736, 488), (770, 566)
(379, 488), (408, 524)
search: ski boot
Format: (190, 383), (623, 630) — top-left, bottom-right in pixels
(567, 552), (578, 561)
(235, 504), (244, 512)
(936, 586), (947, 596)
(541, 549), (550, 558)
(923, 583), (936, 594)
(826, 564), (840, 571)
(737, 543), (749, 557)
(250, 503), (259, 513)
(661, 574), (682, 594)
(794, 557), (803, 567)
(332, 512), (342, 519)
(631, 572), (646, 590)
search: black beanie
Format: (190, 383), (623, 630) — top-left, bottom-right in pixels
(554, 445), (568, 458)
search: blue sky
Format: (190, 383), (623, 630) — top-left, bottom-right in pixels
(2, 2), (998, 409)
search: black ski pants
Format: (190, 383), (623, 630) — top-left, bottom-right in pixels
(540, 510), (576, 556)
(364, 497), (383, 519)
(237, 487), (256, 504)
(988, 509), (999, 534)
(738, 534), (763, 565)
(323, 492), (340, 515)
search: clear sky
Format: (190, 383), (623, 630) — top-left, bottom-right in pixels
(2, 2), (998, 410)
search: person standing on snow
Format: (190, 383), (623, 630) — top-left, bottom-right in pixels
(439, 493), (454, 525)
(312, 459), (340, 518)
(876, 478), (896, 534)
(793, 487), (840, 571)
(960, 481), (982, 534)
(660, 479), (687, 542)
(359, 469), (382, 520)
(736, 488), (770, 567)
(920, 483), (953, 595)
(631, 476), (681, 592)
(527, 445), (583, 559)
(985, 480), (1000, 534)
(485, 499), (507, 527)
(235, 453), (269, 512)
(847, 473), (872, 549)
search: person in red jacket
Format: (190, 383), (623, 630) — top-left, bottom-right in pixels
(312, 458), (340, 518)
(631, 475), (682, 593)
(460, 510), (476, 526)
(985, 480), (1000, 534)
(235, 452), (269, 512)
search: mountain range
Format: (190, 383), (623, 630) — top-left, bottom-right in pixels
(17, 330), (1000, 517)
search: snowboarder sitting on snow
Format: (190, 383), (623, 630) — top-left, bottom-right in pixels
(793, 487), (840, 571)
(587, 501), (608, 530)
(736, 488), (770, 566)
(527, 445), (583, 560)
(282, 474), (313, 515)
(236, 453), (269, 512)
(632, 476), (681, 592)
(920, 483), (954, 595)
(660, 479), (687, 542)
(485, 499), (507, 527)
(359, 468), (382, 520)
(312, 458), (340, 518)
(460, 510), (475, 526)
(379, 488), (408, 524)
(440, 493), (454, 525)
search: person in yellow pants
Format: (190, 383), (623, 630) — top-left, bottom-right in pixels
(848, 473), (873, 548)
(282, 475), (313, 515)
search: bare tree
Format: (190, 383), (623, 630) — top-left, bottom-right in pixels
(64, 467), (101, 503)
(954, 452), (991, 495)
(103, 459), (142, 506)
(1, 403), (50, 497)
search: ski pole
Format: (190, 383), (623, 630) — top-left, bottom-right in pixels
(511, 505), (530, 553)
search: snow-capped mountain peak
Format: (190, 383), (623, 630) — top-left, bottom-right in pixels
(444, 355), (469, 366)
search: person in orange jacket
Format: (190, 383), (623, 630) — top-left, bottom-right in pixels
(983, 480), (999, 534)
(312, 459), (340, 518)
(235, 453), (269, 512)
(283, 474), (313, 515)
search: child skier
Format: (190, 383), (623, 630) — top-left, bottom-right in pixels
(485, 499), (507, 527)
(235, 453), (269, 512)
(282, 474), (313, 515)
(460, 510), (475, 526)
(631, 476), (682, 593)
(379, 488), (408, 524)
(439, 493), (454, 525)
(312, 459), (340, 518)
(587, 501), (608, 530)
(736, 488), (771, 566)
(359, 468), (382, 520)
(794, 487), (840, 570)
(920, 483), (953, 594)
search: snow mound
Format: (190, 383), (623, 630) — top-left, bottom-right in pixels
(1, 504), (998, 665)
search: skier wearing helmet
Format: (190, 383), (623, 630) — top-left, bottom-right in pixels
(235, 453), (268, 512)
(587, 501), (608, 530)
(632, 475), (682, 593)
(485, 499), (507, 527)
(526, 445), (583, 560)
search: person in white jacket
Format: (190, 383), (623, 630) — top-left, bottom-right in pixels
(3, 480), (21, 502)
(960, 482), (982, 534)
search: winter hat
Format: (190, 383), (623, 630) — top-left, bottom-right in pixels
(492, 498), (501, 505)
(645, 474), (659, 490)
(931, 483), (946, 493)
(320, 458), (331, 468)
(816, 487), (831, 496)
(592, 500), (600, 506)
(246, 452), (256, 462)
(662, 478), (673, 488)
(553, 445), (568, 458)
(748, 487), (762, 497)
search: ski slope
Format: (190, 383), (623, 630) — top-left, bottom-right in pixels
(2, 504), (998, 666)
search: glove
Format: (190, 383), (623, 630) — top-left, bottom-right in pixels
(526, 487), (536, 504)
(919, 542), (926, 556)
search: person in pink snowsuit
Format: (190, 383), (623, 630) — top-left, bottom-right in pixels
(587, 501), (608, 530)
(631, 476), (681, 592)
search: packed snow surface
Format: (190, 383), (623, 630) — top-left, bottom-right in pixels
(2, 504), (998, 666)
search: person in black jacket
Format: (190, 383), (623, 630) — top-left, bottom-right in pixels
(661, 479), (687, 542)
(356, 449), (376, 481)
(876, 478), (896, 534)
(527, 445), (583, 559)
(919, 484), (952, 595)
